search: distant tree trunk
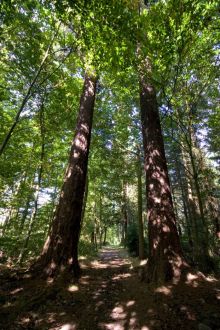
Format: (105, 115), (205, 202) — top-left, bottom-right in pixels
(17, 168), (43, 264)
(120, 220), (125, 246)
(103, 226), (107, 245)
(81, 175), (89, 223)
(137, 147), (145, 260)
(188, 143), (209, 258)
(121, 204), (128, 246)
(78, 174), (89, 242)
(94, 219), (98, 251)
(139, 60), (185, 283)
(99, 229), (104, 248)
(122, 182), (128, 245)
(93, 201), (99, 251)
(181, 120), (210, 265)
(99, 195), (103, 247)
(18, 98), (46, 264)
(175, 156), (194, 253)
(181, 148), (201, 257)
(19, 197), (31, 233)
(46, 184), (59, 239)
(171, 187), (182, 238)
(91, 231), (95, 244)
(94, 230), (98, 251)
(2, 175), (25, 235)
(2, 207), (15, 236)
(35, 73), (97, 277)
(208, 196), (220, 240)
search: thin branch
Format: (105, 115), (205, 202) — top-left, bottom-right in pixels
(0, 23), (61, 156)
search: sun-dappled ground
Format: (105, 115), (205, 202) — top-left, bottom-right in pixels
(0, 247), (220, 330)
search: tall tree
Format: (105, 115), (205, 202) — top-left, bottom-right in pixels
(137, 146), (145, 260)
(139, 58), (184, 283)
(35, 72), (97, 277)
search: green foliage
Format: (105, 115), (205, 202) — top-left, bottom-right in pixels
(126, 223), (139, 257)
(78, 239), (98, 258)
(126, 223), (148, 257)
(0, 0), (219, 270)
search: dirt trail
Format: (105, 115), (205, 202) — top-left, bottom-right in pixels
(0, 247), (220, 330)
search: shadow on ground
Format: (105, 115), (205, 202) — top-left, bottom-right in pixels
(0, 247), (220, 330)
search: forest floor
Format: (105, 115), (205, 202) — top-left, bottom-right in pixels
(0, 247), (220, 330)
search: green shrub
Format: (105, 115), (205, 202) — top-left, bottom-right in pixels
(126, 223), (148, 258)
(78, 239), (97, 258)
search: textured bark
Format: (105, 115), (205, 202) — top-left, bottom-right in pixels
(137, 147), (145, 260)
(140, 68), (185, 283)
(36, 73), (97, 277)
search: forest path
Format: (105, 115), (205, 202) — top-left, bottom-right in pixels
(0, 247), (220, 330)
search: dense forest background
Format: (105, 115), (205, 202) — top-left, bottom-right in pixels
(0, 0), (219, 276)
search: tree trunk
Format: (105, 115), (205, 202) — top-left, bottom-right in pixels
(2, 207), (15, 236)
(91, 231), (95, 244)
(19, 197), (31, 233)
(35, 73), (97, 277)
(139, 65), (185, 283)
(2, 176), (25, 235)
(175, 156), (194, 254)
(120, 221), (125, 246)
(181, 147), (201, 258)
(81, 174), (89, 223)
(103, 226), (107, 245)
(188, 145), (209, 258)
(46, 184), (59, 239)
(122, 182), (128, 246)
(181, 122), (210, 265)
(99, 195), (103, 247)
(18, 99), (46, 264)
(99, 229), (103, 248)
(122, 205), (128, 246)
(94, 229), (98, 251)
(17, 171), (42, 264)
(208, 196), (220, 240)
(137, 147), (145, 260)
